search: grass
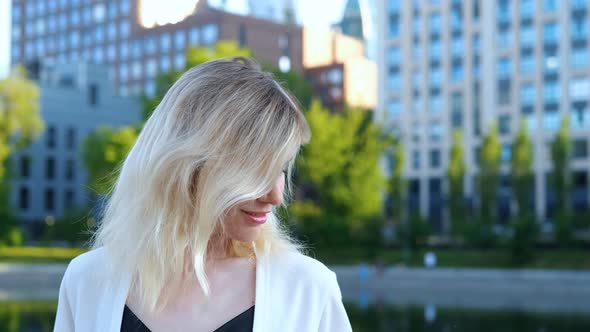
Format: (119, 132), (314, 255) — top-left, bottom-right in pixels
(312, 246), (590, 270)
(0, 246), (87, 264)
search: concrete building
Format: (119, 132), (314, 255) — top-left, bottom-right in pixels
(334, 0), (378, 60)
(376, 0), (590, 231)
(9, 62), (140, 230)
(10, 0), (301, 97)
(303, 27), (377, 112)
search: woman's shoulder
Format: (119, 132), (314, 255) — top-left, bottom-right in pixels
(62, 247), (110, 284)
(267, 250), (337, 286)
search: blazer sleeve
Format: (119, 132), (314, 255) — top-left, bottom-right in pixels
(53, 266), (75, 332)
(318, 271), (353, 332)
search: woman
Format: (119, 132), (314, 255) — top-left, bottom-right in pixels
(53, 57), (352, 332)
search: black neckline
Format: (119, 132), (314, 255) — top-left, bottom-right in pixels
(122, 304), (255, 332)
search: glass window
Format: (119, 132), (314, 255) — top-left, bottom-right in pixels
(120, 21), (130, 38)
(387, 100), (401, 120)
(521, 0), (535, 19)
(499, 114), (511, 135)
(94, 26), (104, 43)
(496, 28), (511, 49)
(571, 16), (588, 41)
(132, 40), (141, 59)
(429, 13), (441, 32)
(65, 159), (75, 180)
(389, 14), (399, 37)
(132, 61), (141, 79)
(189, 27), (199, 45)
(412, 71), (421, 90)
(412, 150), (421, 169)
(65, 190), (75, 209)
(108, 1), (117, 19)
(543, 0), (557, 12)
(520, 84), (535, 105)
(451, 38), (463, 57)
(174, 53), (185, 70)
(160, 33), (171, 50)
(570, 79), (590, 101)
(202, 24), (218, 45)
(473, 34), (481, 54)
(430, 38), (441, 60)
(571, 47), (589, 69)
(520, 25), (535, 48)
(119, 0), (130, 15)
(571, 0), (587, 10)
(501, 145), (511, 162)
(497, 58), (511, 77)
(430, 90), (443, 113)
(544, 49), (559, 72)
(572, 139), (588, 158)
(175, 30), (185, 50)
(119, 63), (128, 81)
(571, 103), (589, 129)
(106, 45), (116, 61)
(160, 55), (171, 72)
(452, 61), (463, 82)
(145, 81), (156, 98)
(388, 47), (401, 67)
(498, 79), (511, 105)
(543, 110), (560, 132)
(71, 10), (80, 26)
(430, 65), (442, 86)
(70, 31), (80, 47)
(146, 59), (157, 77)
(108, 23), (116, 40)
(388, 70), (401, 90)
(544, 79), (560, 104)
(93, 47), (104, 62)
(145, 37), (156, 54)
(497, 0), (510, 23)
(119, 42), (128, 59)
(19, 187), (29, 210)
(46, 158), (56, 180)
(521, 51), (535, 73)
(430, 149), (441, 168)
(45, 189), (55, 212)
(543, 22), (559, 45)
(430, 122), (442, 140)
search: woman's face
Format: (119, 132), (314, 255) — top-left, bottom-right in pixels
(223, 173), (286, 242)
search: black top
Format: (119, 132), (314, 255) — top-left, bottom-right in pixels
(120, 305), (255, 332)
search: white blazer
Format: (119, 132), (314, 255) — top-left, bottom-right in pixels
(53, 247), (352, 332)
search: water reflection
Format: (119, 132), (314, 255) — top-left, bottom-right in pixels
(2, 301), (590, 331)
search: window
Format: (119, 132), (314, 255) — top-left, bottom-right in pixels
(146, 59), (157, 77)
(451, 92), (462, 128)
(497, 58), (511, 78)
(520, 84), (535, 106)
(132, 41), (142, 59)
(238, 24), (247, 47)
(89, 83), (99, 106)
(571, 103), (589, 129)
(496, 0), (510, 23)
(429, 13), (442, 33)
(175, 30), (185, 50)
(66, 127), (76, 150)
(131, 61), (142, 79)
(119, 63), (128, 81)
(174, 53), (185, 70)
(202, 24), (218, 45)
(543, 0), (557, 12)
(388, 69), (401, 90)
(452, 60), (463, 82)
(572, 0), (587, 10)
(160, 33), (171, 50)
(45, 189), (55, 212)
(499, 114), (511, 135)
(451, 38), (463, 57)
(65, 190), (75, 209)
(389, 14), (400, 37)
(570, 79), (590, 101)
(573, 139), (588, 159)
(119, 42), (128, 60)
(496, 27), (511, 49)
(544, 48), (559, 72)
(145, 81), (156, 98)
(543, 23), (559, 45)
(65, 159), (75, 180)
(47, 126), (56, 148)
(145, 37), (156, 54)
(543, 110), (560, 132)
(501, 144), (511, 162)
(521, 0), (535, 19)
(120, 21), (130, 38)
(107, 44), (116, 61)
(520, 25), (535, 48)
(430, 65), (442, 86)
(521, 51), (535, 74)
(160, 55), (171, 72)
(412, 150), (421, 169)
(189, 27), (199, 45)
(388, 47), (401, 67)
(430, 149), (441, 168)
(430, 90), (442, 113)
(430, 38), (441, 60)
(19, 187), (29, 210)
(497, 79), (511, 105)
(544, 79), (560, 104)
(430, 122), (442, 140)
(119, 0), (130, 15)
(387, 100), (401, 120)
(20, 156), (31, 178)
(571, 46), (589, 69)
(571, 16), (588, 42)
(46, 157), (56, 180)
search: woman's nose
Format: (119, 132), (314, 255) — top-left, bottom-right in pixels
(257, 177), (284, 206)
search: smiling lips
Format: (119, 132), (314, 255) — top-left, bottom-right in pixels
(241, 210), (269, 224)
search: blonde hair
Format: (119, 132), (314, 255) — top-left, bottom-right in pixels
(91, 57), (311, 312)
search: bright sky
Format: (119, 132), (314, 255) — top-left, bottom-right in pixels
(0, 0), (347, 78)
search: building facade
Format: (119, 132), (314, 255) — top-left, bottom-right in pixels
(303, 27), (377, 112)
(10, 0), (301, 98)
(9, 62), (140, 229)
(376, 0), (590, 230)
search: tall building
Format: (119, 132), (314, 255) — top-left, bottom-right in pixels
(335, 0), (378, 60)
(376, 0), (590, 231)
(10, 0), (301, 98)
(10, 62), (140, 232)
(303, 27), (377, 112)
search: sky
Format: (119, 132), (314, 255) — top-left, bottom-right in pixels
(0, 0), (347, 78)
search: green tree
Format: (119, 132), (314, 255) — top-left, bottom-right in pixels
(0, 65), (44, 245)
(510, 122), (534, 217)
(291, 100), (386, 245)
(550, 117), (573, 245)
(82, 126), (138, 195)
(447, 130), (466, 236)
(388, 137), (405, 224)
(478, 124), (501, 223)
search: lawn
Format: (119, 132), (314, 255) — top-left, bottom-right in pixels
(0, 246), (87, 264)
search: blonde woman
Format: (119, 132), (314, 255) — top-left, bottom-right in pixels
(53, 57), (352, 332)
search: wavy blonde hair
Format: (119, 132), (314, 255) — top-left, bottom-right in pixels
(91, 57), (311, 312)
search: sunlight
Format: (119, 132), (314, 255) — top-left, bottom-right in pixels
(139, 0), (200, 28)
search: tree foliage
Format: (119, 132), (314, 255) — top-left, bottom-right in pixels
(478, 124), (501, 223)
(550, 117), (571, 212)
(510, 122), (533, 217)
(447, 130), (466, 232)
(0, 65), (43, 245)
(82, 126), (138, 195)
(291, 100), (386, 245)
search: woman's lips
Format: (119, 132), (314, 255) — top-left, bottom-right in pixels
(241, 210), (269, 224)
